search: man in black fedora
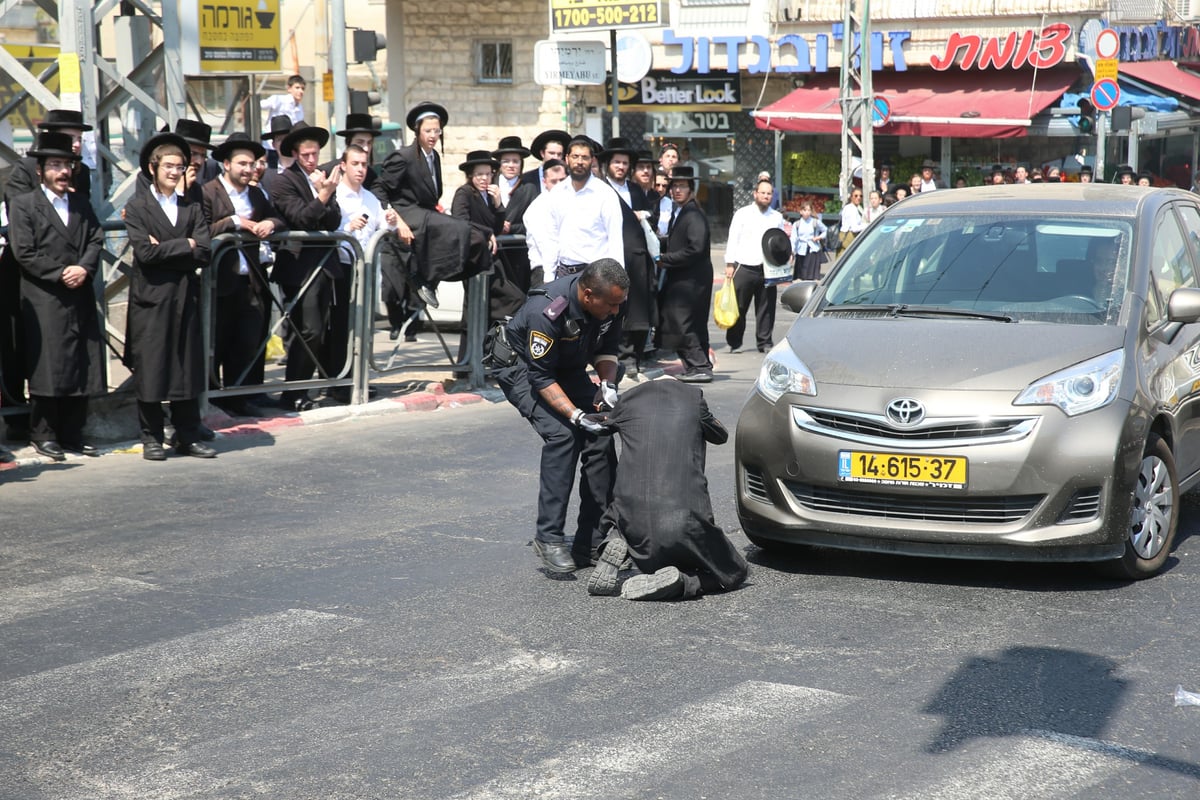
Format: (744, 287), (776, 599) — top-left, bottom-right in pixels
(600, 136), (656, 376)
(2, 109), (93, 444)
(269, 122), (346, 411)
(261, 114), (294, 172)
(519, 129), (571, 192)
(5, 131), (106, 460)
(378, 101), (482, 310)
(173, 119), (222, 194)
(492, 135), (530, 211)
(201, 132), (285, 415)
(322, 113), (383, 199)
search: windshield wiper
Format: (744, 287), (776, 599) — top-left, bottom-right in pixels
(888, 304), (1015, 322)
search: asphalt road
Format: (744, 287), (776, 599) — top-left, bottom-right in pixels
(3, 315), (1200, 799)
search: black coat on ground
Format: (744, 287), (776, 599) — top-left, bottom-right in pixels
(600, 379), (748, 592)
(122, 180), (212, 401)
(6, 188), (105, 397)
(657, 199), (712, 351)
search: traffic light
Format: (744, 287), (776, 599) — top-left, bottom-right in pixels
(353, 30), (386, 63)
(1077, 98), (1096, 134)
(350, 89), (382, 114)
(1110, 106), (1147, 132)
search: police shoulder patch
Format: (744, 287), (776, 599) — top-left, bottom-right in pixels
(529, 330), (554, 359)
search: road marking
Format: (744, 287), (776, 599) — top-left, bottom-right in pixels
(879, 731), (1135, 800)
(0, 574), (158, 625)
(451, 680), (850, 800)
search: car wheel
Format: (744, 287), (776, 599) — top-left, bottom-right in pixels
(1099, 434), (1179, 580)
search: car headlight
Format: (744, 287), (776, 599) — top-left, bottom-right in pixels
(1014, 349), (1123, 416)
(755, 342), (816, 404)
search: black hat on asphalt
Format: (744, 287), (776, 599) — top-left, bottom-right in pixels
(213, 131), (266, 162)
(28, 130), (82, 161)
(279, 121), (330, 157)
(38, 108), (93, 132)
(337, 113), (381, 138)
(762, 228), (792, 269)
(492, 135), (531, 159)
(139, 132), (190, 179)
(459, 149), (500, 173)
(174, 118), (215, 149)
(262, 114), (294, 141)
(530, 129), (571, 158)
(406, 101), (448, 133)
(599, 136), (639, 161)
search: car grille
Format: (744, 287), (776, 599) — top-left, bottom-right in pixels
(1057, 487), (1102, 523)
(743, 466), (772, 504)
(783, 481), (1043, 524)
(794, 407), (1038, 447)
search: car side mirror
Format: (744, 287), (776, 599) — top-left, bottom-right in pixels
(1167, 287), (1200, 323)
(780, 281), (817, 312)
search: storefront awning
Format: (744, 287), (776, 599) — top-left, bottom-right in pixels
(752, 67), (1079, 138)
(1119, 61), (1200, 106)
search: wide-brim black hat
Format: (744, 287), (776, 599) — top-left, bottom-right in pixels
(1080, 165), (1094, 175)
(762, 228), (792, 269)
(406, 101), (448, 133)
(279, 122), (330, 157)
(668, 165), (699, 185)
(1137, 170), (1153, 182)
(140, 132), (190, 179)
(530, 129), (571, 158)
(174, 118), (214, 149)
(337, 113), (381, 138)
(599, 136), (638, 161)
(635, 150), (656, 165)
(459, 150), (500, 173)
(262, 115), (294, 141)
(28, 130), (82, 161)
(39, 108), (93, 132)
(1114, 163), (1135, 177)
(213, 132), (266, 162)
(492, 135), (531, 159)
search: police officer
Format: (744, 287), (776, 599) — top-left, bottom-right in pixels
(497, 258), (630, 573)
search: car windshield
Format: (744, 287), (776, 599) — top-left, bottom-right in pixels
(822, 214), (1134, 324)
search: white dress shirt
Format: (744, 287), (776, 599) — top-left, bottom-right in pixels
(41, 185), (69, 227)
(725, 203), (784, 266)
(498, 175), (520, 207)
(607, 177), (631, 208)
(152, 186), (179, 226)
(544, 173), (625, 270)
(260, 93), (305, 125)
(840, 202), (866, 234)
(523, 191), (557, 284)
(336, 180), (394, 264)
(219, 175), (254, 275)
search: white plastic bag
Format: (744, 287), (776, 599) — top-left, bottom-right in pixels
(640, 216), (660, 260)
(1175, 685), (1200, 707)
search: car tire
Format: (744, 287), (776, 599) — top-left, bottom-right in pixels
(1098, 433), (1179, 580)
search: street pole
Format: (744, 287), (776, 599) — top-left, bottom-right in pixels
(1096, 112), (1107, 180)
(610, 29), (620, 138)
(330, 0), (348, 142)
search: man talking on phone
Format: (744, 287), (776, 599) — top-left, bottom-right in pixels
(269, 123), (346, 411)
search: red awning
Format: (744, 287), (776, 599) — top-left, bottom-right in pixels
(1120, 60), (1200, 104)
(752, 67), (1079, 138)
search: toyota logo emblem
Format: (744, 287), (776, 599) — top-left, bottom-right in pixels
(886, 398), (925, 427)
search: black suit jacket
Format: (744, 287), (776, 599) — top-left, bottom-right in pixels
(503, 182), (539, 235)
(379, 143), (442, 211)
(200, 178), (287, 295)
(268, 163), (343, 286)
(451, 184), (503, 239)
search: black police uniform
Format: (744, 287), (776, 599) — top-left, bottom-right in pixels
(498, 275), (622, 562)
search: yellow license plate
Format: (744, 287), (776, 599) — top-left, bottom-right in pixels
(838, 450), (968, 489)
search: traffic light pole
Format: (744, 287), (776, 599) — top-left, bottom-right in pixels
(330, 0), (349, 137)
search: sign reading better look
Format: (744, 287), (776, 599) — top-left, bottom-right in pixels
(550, 0), (662, 33)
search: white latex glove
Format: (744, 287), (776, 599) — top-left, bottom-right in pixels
(593, 380), (619, 411)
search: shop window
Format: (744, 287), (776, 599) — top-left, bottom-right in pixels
(477, 41), (513, 85)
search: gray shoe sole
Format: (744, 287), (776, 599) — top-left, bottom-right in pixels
(621, 566), (684, 601)
(587, 536), (628, 596)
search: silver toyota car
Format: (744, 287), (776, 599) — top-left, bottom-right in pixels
(736, 184), (1200, 579)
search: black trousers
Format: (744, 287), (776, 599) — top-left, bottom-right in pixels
(0, 250), (30, 433)
(214, 276), (267, 390)
(279, 273), (334, 406)
(322, 272), (353, 385)
(29, 394), (87, 445)
(139, 398), (200, 446)
(724, 263), (777, 352)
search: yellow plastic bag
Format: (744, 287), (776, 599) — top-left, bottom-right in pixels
(713, 279), (739, 330)
(265, 334), (286, 362)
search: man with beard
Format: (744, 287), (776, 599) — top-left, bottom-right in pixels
(6, 131), (105, 460)
(543, 135), (624, 278)
(599, 136), (656, 377)
(519, 129), (571, 191)
(724, 178), (786, 354)
(2, 109), (92, 444)
(269, 123), (345, 411)
(201, 132), (285, 416)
